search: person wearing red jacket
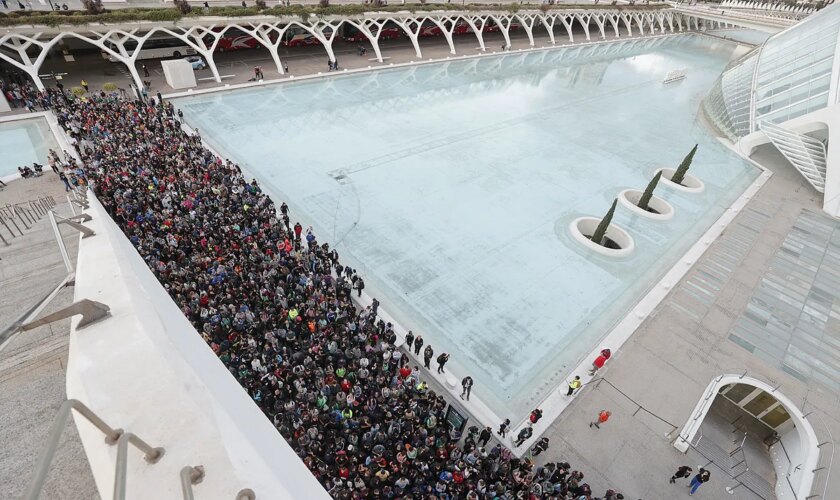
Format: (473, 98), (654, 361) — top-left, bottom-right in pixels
(589, 348), (612, 376)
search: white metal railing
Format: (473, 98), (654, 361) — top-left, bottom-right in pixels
(0, 196), (56, 247)
(759, 120), (828, 193)
(22, 399), (165, 500)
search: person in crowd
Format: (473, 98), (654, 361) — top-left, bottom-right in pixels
(44, 88), (623, 499)
(498, 418), (510, 438)
(436, 352), (449, 374)
(689, 468), (711, 495)
(514, 424), (533, 447)
(532, 437), (550, 456)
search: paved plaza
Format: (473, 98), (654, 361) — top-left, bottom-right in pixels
(1, 17), (838, 500)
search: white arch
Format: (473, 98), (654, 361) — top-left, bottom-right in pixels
(675, 374), (820, 500)
(463, 14), (489, 51)
(234, 22), (293, 75)
(592, 14), (607, 40)
(515, 13), (538, 47)
(391, 16), (424, 59)
(487, 14), (513, 49)
(558, 14), (576, 43)
(537, 13), (556, 45)
(620, 13), (634, 36)
(344, 18), (388, 63)
(574, 13), (592, 41)
(427, 16), (458, 55)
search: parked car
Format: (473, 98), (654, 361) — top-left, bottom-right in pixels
(184, 55), (206, 70)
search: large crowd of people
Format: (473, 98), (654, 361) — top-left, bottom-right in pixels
(43, 87), (626, 499)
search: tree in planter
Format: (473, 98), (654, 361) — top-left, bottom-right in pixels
(637, 170), (662, 212)
(102, 82), (118, 92)
(590, 198), (617, 246)
(670, 144), (697, 186)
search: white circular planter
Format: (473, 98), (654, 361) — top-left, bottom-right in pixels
(657, 168), (705, 194)
(569, 217), (635, 257)
(617, 189), (675, 221)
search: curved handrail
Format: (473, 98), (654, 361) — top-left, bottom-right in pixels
(22, 399), (123, 500)
(112, 433), (165, 500)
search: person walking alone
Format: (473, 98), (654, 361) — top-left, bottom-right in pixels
(670, 465), (692, 484)
(529, 408), (543, 424)
(423, 345), (433, 369)
(405, 330), (414, 351)
(589, 409), (611, 429)
(589, 348), (612, 376)
(689, 468), (710, 495)
(567, 375), (582, 396)
(142, 63), (149, 77)
(460, 376), (473, 400)
(498, 418), (510, 438)
(413, 335), (423, 356)
(436, 352), (449, 374)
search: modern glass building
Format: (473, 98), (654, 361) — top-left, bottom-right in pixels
(704, 3), (840, 141)
(703, 3), (840, 215)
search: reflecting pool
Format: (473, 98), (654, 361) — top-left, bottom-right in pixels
(0, 118), (58, 178)
(177, 35), (759, 421)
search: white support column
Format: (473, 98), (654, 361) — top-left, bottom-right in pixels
(515, 14), (537, 47)
(465, 15), (488, 51)
(621, 14), (633, 36)
(392, 17), (424, 59)
(0, 34), (48, 90)
(242, 23), (292, 75)
(635, 14), (646, 36)
(560, 15), (575, 42)
(607, 14), (621, 38)
(574, 13), (592, 41)
(312, 20), (342, 63)
(347, 18), (386, 63)
(538, 14), (557, 45)
(488, 15), (512, 50)
(592, 14), (607, 40)
(157, 26), (223, 83)
(62, 31), (145, 91)
(428, 16), (457, 55)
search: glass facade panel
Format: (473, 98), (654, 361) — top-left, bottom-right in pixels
(701, 3), (840, 139)
(761, 404), (792, 428)
(743, 390), (778, 416)
(722, 383), (757, 403)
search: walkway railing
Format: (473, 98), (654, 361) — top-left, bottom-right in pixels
(22, 399), (165, 500)
(0, 196), (56, 246)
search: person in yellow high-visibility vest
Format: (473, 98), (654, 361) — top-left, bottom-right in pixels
(566, 376), (582, 396)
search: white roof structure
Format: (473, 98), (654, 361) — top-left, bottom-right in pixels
(702, 3), (840, 216)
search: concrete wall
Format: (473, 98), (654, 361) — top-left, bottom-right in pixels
(66, 194), (329, 500)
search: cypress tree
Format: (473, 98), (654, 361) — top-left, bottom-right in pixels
(670, 144), (697, 186)
(590, 198), (617, 246)
(637, 170), (662, 211)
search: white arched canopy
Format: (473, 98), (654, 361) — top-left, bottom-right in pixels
(675, 374), (821, 500)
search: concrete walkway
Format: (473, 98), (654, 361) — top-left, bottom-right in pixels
(0, 175), (98, 500)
